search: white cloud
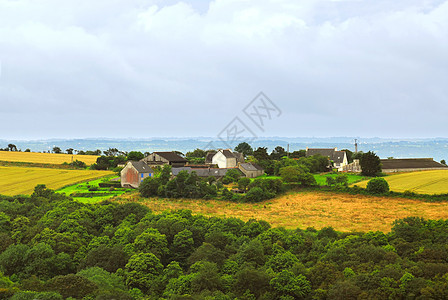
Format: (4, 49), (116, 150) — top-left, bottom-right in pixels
(0, 0), (447, 139)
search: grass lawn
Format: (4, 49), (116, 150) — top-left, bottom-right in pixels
(116, 190), (448, 232)
(57, 176), (132, 203)
(313, 173), (367, 185)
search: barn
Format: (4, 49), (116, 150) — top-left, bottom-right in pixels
(121, 161), (154, 188)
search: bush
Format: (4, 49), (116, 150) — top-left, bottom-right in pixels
(245, 187), (267, 203)
(88, 187), (99, 192)
(366, 178), (390, 194)
(98, 182), (121, 188)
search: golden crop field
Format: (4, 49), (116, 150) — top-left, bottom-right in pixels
(0, 166), (113, 196)
(117, 191), (448, 233)
(356, 170), (448, 194)
(0, 151), (99, 165)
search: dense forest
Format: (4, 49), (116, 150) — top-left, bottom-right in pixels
(1, 185), (448, 299)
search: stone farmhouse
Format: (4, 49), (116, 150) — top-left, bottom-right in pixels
(238, 162), (264, 178)
(306, 147), (348, 171)
(206, 149), (244, 168)
(141, 151), (187, 168)
(120, 161), (154, 188)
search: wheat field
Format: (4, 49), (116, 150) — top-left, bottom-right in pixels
(0, 166), (113, 196)
(0, 151), (99, 165)
(356, 170), (448, 194)
(117, 191), (448, 232)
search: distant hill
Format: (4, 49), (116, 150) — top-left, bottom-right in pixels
(1, 137), (447, 161)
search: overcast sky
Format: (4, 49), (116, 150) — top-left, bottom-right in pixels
(0, 0), (447, 140)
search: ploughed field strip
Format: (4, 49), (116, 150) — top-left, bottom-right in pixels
(0, 151), (98, 165)
(0, 166), (112, 195)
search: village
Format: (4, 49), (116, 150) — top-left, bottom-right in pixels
(120, 146), (448, 189)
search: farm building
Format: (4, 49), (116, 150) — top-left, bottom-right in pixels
(141, 151), (187, 168)
(121, 161), (154, 188)
(306, 147), (348, 171)
(206, 149), (244, 168)
(380, 158), (448, 173)
(171, 167), (234, 178)
(238, 162), (264, 178)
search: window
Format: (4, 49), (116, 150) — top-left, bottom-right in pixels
(141, 173), (144, 178)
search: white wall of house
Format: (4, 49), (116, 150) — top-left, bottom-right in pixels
(212, 151), (227, 168)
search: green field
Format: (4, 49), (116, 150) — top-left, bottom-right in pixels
(57, 177), (131, 203)
(253, 173), (365, 185)
(356, 170), (448, 194)
(313, 173), (366, 185)
(0, 166), (113, 196)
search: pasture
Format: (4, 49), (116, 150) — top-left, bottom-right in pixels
(0, 151), (98, 165)
(356, 170), (448, 194)
(0, 166), (113, 195)
(117, 190), (448, 232)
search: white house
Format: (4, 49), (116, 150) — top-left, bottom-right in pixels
(208, 149), (244, 168)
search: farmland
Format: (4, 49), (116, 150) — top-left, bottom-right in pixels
(0, 151), (99, 165)
(356, 170), (448, 194)
(117, 190), (448, 232)
(0, 166), (113, 195)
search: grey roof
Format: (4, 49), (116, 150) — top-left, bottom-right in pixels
(221, 149), (235, 158)
(306, 148), (346, 164)
(381, 158), (448, 170)
(239, 162), (264, 171)
(171, 167), (192, 176)
(154, 151), (187, 162)
(130, 161), (154, 173)
(205, 152), (214, 164)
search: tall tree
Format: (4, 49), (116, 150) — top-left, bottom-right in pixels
(234, 142), (253, 156)
(360, 151), (382, 176)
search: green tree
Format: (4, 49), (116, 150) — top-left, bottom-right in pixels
(133, 228), (169, 259)
(66, 148), (74, 154)
(270, 270), (311, 299)
(124, 252), (163, 292)
(238, 177), (251, 192)
(366, 177), (389, 194)
(360, 151), (382, 176)
(52, 147), (62, 154)
(127, 151), (144, 161)
(46, 274), (97, 299)
(235, 142), (254, 156)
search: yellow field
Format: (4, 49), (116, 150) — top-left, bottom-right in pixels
(356, 170), (448, 194)
(0, 151), (99, 165)
(117, 191), (448, 232)
(0, 166), (113, 196)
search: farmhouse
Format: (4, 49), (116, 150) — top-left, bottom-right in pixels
(380, 158), (448, 173)
(238, 162), (264, 178)
(206, 149), (244, 168)
(141, 151), (187, 168)
(306, 147), (348, 171)
(121, 161), (154, 188)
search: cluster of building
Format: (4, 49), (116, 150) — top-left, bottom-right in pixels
(121, 149), (264, 188)
(121, 147), (448, 188)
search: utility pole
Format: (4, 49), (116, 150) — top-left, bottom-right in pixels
(287, 144), (290, 158)
(354, 139), (358, 153)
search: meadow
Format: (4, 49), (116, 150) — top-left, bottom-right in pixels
(0, 166), (113, 195)
(116, 190), (448, 232)
(0, 151), (99, 165)
(57, 177), (131, 203)
(356, 170), (448, 194)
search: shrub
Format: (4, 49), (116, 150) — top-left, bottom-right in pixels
(88, 187), (99, 192)
(366, 178), (389, 194)
(245, 187), (267, 203)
